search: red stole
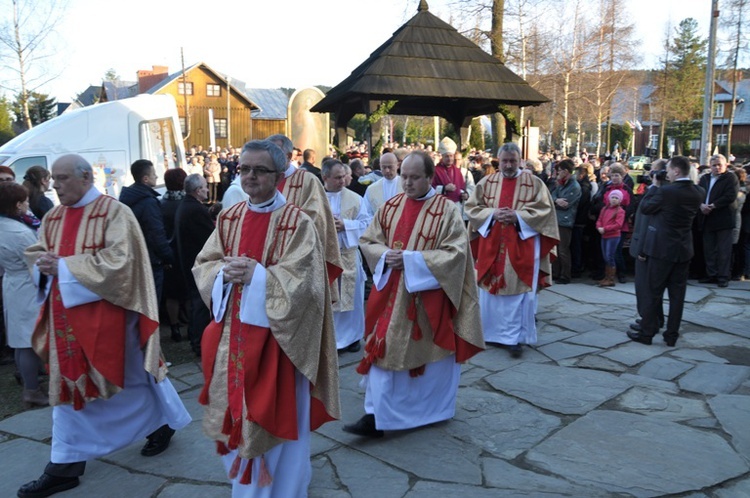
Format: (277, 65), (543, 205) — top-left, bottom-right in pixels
(48, 205), (126, 409)
(475, 176), (537, 293)
(359, 196), (480, 376)
(432, 163), (466, 203)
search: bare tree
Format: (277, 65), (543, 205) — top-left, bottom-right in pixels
(720, 0), (749, 158)
(0, 0), (64, 130)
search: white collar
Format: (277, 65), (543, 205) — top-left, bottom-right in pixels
(71, 186), (101, 208)
(247, 191), (287, 213)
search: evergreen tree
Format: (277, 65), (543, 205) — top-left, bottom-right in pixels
(12, 92), (57, 130)
(665, 18), (707, 154)
(0, 97), (16, 145)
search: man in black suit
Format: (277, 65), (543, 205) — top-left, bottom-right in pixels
(300, 148), (323, 183)
(698, 154), (739, 287)
(174, 174), (215, 356)
(627, 156), (704, 347)
(629, 159), (667, 333)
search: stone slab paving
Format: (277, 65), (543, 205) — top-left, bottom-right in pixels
(3, 281), (750, 497)
(485, 362), (631, 415)
(678, 363), (750, 394)
(709, 394), (750, 462)
(637, 356), (694, 380)
(526, 410), (749, 497)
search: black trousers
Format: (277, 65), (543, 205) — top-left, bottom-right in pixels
(187, 286), (210, 354)
(634, 257), (663, 326)
(641, 257), (689, 342)
(44, 461), (86, 477)
(703, 228), (733, 281)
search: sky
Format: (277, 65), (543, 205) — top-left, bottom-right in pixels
(1, 0), (713, 103)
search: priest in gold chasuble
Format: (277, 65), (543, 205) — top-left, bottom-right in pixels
(193, 140), (340, 497)
(343, 151), (484, 438)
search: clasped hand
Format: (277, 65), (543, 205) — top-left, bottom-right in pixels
(493, 207), (516, 225)
(385, 250), (404, 270)
(223, 256), (257, 285)
(36, 252), (60, 277)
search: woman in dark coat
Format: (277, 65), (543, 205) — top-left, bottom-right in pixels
(160, 168), (188, 341)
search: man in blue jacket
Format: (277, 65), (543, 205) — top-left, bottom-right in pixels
(119, 160), (174, 301)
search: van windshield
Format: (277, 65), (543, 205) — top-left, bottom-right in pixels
(140, 119), (181, 186)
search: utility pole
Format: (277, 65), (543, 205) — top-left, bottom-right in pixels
(700, 0), (719, 165)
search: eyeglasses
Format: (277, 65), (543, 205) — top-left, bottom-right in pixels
(239, 166), (277, 176)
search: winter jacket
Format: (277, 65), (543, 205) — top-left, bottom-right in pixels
(119, 182), (174, 267)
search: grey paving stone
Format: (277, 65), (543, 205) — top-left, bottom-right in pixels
(683, 309), (750, 339)
(106, 419), (226, 483)
(670, 349), (730, 364)
(709, 394), (750, 461)
(575, 355), (628, 373)
(167, 362), (202, 378)
(467, 345), (548, 372)
(615, 387), (711, 421)
(714, 477), (750, 497)
(309, 455), (350, 498)
(328, 447), (410, 498)
(169, 378), (192, 392)
(683, 285), (713, 303)
(563, 329), (631, 348)
(537, 342), (601, 361)
(534, 329), (577, 346)
(685, 418), (720, 429)
(331, 424), (483, 485)
(712, 288), (750, 300)
(548, 284), (636, 306)
(63, 460), (167, 497)
(0, 438), (55, 497)
(482, 457), (607, 496)
(459, 366), (491, 387)
(637, 356), (694, 380)
(405, 481), (548, 498)
(678, 330), (750, 349)
(156, 483), (229, 498)
(619, 374), (679, 393)
(526, 410), (749, 497)
(679, 364), (750, 395)
(0, 405), (52, 440)
(537, 289), (570, 306)
(600, 341), (668, 367)
(179, 372), (206, 389)
(311, 432), (339, 457)
(549, 317), (602, 333)
(485, 363), (630, 415)
(451, 388), (560, 459)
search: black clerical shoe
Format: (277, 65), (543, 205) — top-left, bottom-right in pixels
(141, 425), (176, 456)
(718, 280), (729, 288)
(17, 473), (79, 498)
(698, 277), (718, 284)
(346, 341), (362, 353)
(509, 344), (523, 358)
(663, 335), (678, 347)
(342, 414), (384, 438)
(629, 323), (643, 332)
(626, 330), (652, 345)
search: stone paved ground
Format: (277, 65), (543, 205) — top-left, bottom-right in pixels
(1, 279), (749, 497)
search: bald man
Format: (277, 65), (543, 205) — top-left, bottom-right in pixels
(364, 152), (403, 214)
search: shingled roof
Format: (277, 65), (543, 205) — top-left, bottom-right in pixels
(311, 0), (548, 127)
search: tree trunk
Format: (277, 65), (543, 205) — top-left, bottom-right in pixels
(490, 0), (505, 153)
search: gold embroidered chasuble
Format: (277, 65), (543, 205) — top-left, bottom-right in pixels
(280, 169), (343, 292)
(465, 172), (560, 295)
(24, 195), (164, 406)
(330, 188), (366, 313)
(192, 201), (341, 459)
(359, 193), (484, 372)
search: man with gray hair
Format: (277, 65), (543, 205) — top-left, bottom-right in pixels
(364, 152), (402, 213)
(466, 143), (559, 358)
(174, 173), (214, 356)
(267, 134), (343, 288)
(192, 140), (340, 495)
(20, 154), (190, 497)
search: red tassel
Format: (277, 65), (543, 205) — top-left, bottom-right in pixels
(258, 455), (273, 487)
(222, 409), (233, 435)
(239, 458), (253, 485)
(198, 384), (210, 405)
(59, 382), (71, 403)
(216, 441), (230, 456)
(73, 388), (85, 411)
(228, 455), (241, 479)
(356, 358), (371, 375)
(228, 419), (242, 450)
(364, 337), (374, 353)
(409, 365), (426, 378)
(411, 323), (422, 341)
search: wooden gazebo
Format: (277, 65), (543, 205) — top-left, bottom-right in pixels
(311, 0), (548, 154)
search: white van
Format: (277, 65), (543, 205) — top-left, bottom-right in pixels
(0, 94), (186, 199)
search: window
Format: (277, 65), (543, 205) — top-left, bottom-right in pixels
(713, 103), (725, 118)
(207, 84), (221, 97)
(140, 119), (182, 185)
(178, 117), (187, 135)
(649, 134), (659, 150)
(178, 82), (193, 95)
(214, 118), (227, 138)
(9, 156), (48, 180)
(716, 134), (728, 145)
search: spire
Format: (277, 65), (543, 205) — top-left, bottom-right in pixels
(418, 0), (429, 12)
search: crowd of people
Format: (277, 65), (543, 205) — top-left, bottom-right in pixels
(0, 134), (748, 497)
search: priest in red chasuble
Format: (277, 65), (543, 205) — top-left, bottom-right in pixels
(465, 142), (560, 359)
(343, 151), (484, 438)
(20, 154), (191, 498)
(192, 140), (340, 496)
